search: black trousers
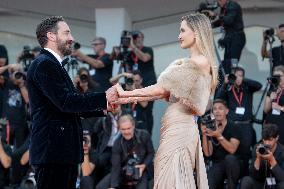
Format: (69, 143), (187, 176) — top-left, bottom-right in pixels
(34, 164), (78, 189)
(208, 154), (241, 189)
(240, 176), (284, 189)
(96, 173), (148, 189)
(81, 176), (94, 189)
(222, 31), (246, 74)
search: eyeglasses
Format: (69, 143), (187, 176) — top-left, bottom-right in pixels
(92, 43), (103, 46)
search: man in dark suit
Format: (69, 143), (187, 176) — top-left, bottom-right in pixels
(96, 114), (155, 189)
(27, 16), (117, 189)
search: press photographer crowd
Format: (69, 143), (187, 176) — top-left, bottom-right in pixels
(0, 0), (284, 189)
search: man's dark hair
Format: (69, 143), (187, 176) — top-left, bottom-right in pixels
(233, 66), (245, 77)
(36, 16), (65, 48)
(278, 24), (284, 29)
(213, 98), (228, 108)
(262, 123), (279, 140)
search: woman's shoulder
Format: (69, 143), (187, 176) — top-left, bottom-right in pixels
(170, 57), (210, 73)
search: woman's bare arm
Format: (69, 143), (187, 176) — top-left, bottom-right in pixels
(116, 83), (168, 98)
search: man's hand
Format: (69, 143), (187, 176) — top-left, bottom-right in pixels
(106, 86), (119, 111)
(200, 124), (207, 135)
(260, 149), (277, 168)
(272, 102), (282, 111)
(135, 164), (146, 178)
(205, 126), (222, 138)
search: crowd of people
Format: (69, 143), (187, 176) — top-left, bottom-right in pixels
(0, 0), (284, 189)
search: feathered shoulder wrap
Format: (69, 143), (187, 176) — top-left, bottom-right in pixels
(157, 58), (212, 116)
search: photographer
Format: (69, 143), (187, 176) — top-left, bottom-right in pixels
(0, 124), (12, 189)
(204, 0), (246, 74)
(1, 65), (29, 149)
(16, 46), (40, 71)
(216, 67), (262, 169)
(72, 37), (113, 92)
(261, 24), (284, 72)
(96, 114), (155, 189)
(86, 105), (122, 187)
(0, 44), (9, 78)
(201, 99), (242, 189)
(264, 65), (284, 144)
(129, 31), (156, 87)
(240, 124), (284, 189)
(74, 67), (101, 93)
(80, 130), (97, 189)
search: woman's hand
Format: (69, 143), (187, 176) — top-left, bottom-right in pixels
(115, 83), (126, 97)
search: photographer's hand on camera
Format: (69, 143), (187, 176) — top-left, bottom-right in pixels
(0, 137), (12, 169)
(135, 164), (146, 178)
(205, 125), (223, 140)
(255, 145), (277, 169)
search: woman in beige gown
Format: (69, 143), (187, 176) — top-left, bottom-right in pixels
(113, 14), (218, 189)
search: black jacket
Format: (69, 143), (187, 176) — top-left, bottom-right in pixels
(212, 0), (244, 32)
(250, 143), (284, 183)
(27, 49), (107, 165)
(216, 78), (262, 121)
(110, 129), (154, 188)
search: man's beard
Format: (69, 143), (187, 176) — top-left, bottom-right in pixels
(57, 38), (72, 56)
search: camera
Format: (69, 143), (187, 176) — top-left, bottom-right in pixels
(83, 136), (90, 146)
(73, 42), (81, 50)
(126, 77), (134, 86)
(19, 172), (36, 189)
(79, 74), (88, 83)
(264, 28), (275, 37)
(14, 71), (26, 80)
(120, 30), (140, 49)
(267, 75), (280, 90)
(19, 46), (35, 62)
(200, 113), (216, 131)
(228, 73), (236, 85)
(197, 1), (218, 17)
(258, 143), (270, 155)
(18, 46), (35, 71)
(125, 157), (140, 181)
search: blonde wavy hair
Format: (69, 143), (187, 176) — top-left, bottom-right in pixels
(181, 13), (218, 92)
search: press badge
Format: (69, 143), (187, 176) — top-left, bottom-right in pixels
(89, 69), (96, 76)
(272, 109), (281, 115)
(266, 177), (276, 186)
(236, 107), (245, 115)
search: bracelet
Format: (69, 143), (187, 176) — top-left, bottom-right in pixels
(217, 136), (224, 141)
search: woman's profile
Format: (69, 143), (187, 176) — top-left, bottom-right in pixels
(113, 13), (218, 189)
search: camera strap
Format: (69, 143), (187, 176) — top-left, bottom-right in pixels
(232, 87), (243, 106)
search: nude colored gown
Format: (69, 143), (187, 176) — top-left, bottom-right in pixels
(153, 58), (211, 189)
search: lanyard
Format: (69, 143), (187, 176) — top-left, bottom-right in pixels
(232, 87), (243, 106)
(276, 89), (284, 104)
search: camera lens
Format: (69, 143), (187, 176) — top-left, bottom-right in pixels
(258, 146), (267, 155)
(73, 42), (81, 50)
(265, 28), (275, 36)
(258, 144), (269, 155)
(83, 136), (89, 146)
(228, 74), (236, 84)
(14, 72), (23, 79)
(126, 77), (134, 85)
(79, 74), (88, 83)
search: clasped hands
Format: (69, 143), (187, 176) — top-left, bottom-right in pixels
(106, 83), (133, 111)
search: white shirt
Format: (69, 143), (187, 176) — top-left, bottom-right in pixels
(44, 48), (63, 66)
